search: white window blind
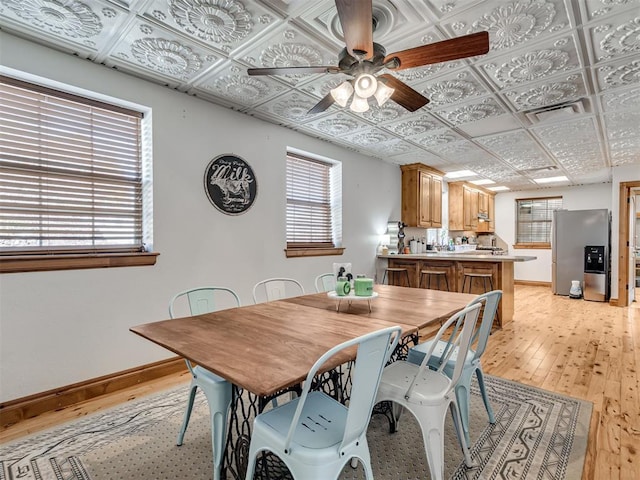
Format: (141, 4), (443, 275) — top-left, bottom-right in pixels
(286, 153), (335, 247)
(516, 197), (562, 244)
(0, 75), (144, 254)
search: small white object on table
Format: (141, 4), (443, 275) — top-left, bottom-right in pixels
(327, 291), (379, 312)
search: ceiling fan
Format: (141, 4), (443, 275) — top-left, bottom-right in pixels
(247, 0), (490, 114)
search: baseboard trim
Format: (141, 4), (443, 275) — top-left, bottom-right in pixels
(0, 357), (187, 429)
(515, 280), (552, 287)
(609, 298), (619, 306)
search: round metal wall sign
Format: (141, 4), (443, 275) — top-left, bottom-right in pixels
(204, 154), (257, 215)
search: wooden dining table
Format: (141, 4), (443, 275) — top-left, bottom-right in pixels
(130, 284), (476, 480)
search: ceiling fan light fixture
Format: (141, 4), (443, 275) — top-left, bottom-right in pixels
(330, 81), (354, 107)
(350, 93), (370, 112)
(374, 81), (394, 106)
(354, 73), (378, 98)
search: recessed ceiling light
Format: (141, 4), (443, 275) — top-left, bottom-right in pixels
(534, 175), (569, 184)
(445, 170), (477, 178)
(488, 186), (510, 192)
(470, 179), (495, 185)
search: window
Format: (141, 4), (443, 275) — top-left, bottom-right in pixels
(515, 196), (562, 248)
(285, 150), (343, 258)
(0, 74), (156, 273)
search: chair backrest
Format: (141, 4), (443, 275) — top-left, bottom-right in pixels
(314, 273), (336, 293)
(405, 303), (482, 399)
(252, 278), (304, 304)
(468, 290), (502, 362)
(284, 326), (402, 455)
(169, 286), (241, 318)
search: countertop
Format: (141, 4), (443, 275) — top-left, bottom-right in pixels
(377, 252), (537, 262)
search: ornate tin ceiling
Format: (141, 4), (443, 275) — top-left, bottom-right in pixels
(1, 0), (638, 191)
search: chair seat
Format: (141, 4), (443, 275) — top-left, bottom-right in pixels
(377, 361), (452, 406)
(193, 365), (227, 384)
(257, 391), (347, 461)
(408, 340), (475, 371)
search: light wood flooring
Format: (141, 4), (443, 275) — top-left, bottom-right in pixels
(1, 285), (639, 480)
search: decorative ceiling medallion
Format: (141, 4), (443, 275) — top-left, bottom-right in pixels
(598, 17), (640, 60)
(212, 75), (270, 101)
(471, 0), (556, 50)
(510, 81), (579, 108)
(377, 141), (412, 155)
(416, 133), (458, 147)
(440, 101), (503, 125)
(422, 80), (481, 105)
(602, 59), (640, 89)
(168, 0), (253, 43)
(387, 118), (441, 137)
(494, 49), (570, 85)
(204, 154), (257, 215)
(259, 43), (323, 70)
(360, 102), (405, 123)
(2, 0), (102, 38)
(351, 131), (393, 145)
(131, 38), (203, 77)
(270, 95), (316, 120)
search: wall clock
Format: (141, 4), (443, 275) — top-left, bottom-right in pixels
(204, 154), (257, 215)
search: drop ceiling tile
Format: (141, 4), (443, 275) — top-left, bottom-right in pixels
(599, 85), (640, 112)
(296, 72), (352, 100)
(593, 55), (640, 91)
(476, 130), (554, 171)
(139, 0), (283, 55)
(250, 89), (323, 123)
(442, 0), (574, 53)
(0, 0), (128, 57)
(413, 131), (465, 149)
(433, 96), (506, 126)
(581, 0), (640, 23)
(502, 71), (588, 111)
(390, 150), (446, 166)
(298, 111), (373, 137)
(339, 128), (398, 148)
(190, 61), (289, 107)
(350, 101), (413, 124)
(603, 111), (640, 140)
(532, 117), (601, 149)
(585, 12), (640, 64)
(477, 33), (582, 89)
(379, 112), (447, 137)
(415, 69), (489, 107)
(103, 17), (222, 83)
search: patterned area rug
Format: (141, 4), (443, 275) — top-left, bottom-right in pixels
(0, 375), (591, 480)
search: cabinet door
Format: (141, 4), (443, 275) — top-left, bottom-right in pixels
(430, 176), (442, 228)
(478, 191), (489, 215)
(488, 194), (495, 231)
(463, 186), (473, 230)
(419, 171), (431, 227)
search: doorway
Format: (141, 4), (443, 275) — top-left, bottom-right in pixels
(618, 181), (640, 307)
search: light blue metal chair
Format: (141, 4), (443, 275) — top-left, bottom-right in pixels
(168, 286), (241, 480)
(375, 303), (482, 480)
(407, 290), (502, 445)
(315, 272), (336, 293)
(252, 277), (304, 303)
(244, 326), (402, 480)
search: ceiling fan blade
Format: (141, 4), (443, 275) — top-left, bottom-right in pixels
(335, 0), (374, 59)
(378, 74), (429, 112)
(384, 31), (490, 70)
(308, 92), (336, 114)
(247, 66), (340, 76)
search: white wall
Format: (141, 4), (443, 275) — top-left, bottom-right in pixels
(0, 33), (401, 402)
(493, 183), (613, 282)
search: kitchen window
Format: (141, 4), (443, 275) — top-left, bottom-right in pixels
(514, 196), (562, 248)
(0, 74), (156, 273)
(285, 150), (344, 258)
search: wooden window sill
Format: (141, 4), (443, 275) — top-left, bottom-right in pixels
(0, 252), (159, 273)
(285, 247), (345, 258)
(513, 243), (551, 250)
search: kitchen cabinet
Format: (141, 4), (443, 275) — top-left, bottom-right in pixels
(401, 163), (443, 228)
(449, 182), (495, 232)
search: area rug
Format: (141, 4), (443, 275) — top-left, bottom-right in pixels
(0, 375), (591, 480)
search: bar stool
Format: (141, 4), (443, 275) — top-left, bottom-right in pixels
(462, 272), (500, 325)
(419, 270), (450, 291)
(382, 267), (411, 287)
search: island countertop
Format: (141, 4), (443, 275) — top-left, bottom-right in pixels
(377, 252), (537, 262)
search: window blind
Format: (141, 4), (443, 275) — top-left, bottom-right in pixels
(516, 197), (562, 244)
(0, 76), (144, 253)
(286, 153), (334, 247)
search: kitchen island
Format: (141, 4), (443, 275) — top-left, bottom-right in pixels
(377, 252), (536, 326)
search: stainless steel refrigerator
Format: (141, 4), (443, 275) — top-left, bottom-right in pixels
(551, 209), (610, 296)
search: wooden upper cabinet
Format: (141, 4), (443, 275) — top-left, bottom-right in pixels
(401, 163), (444, 228)
(449, 181), (495, 232)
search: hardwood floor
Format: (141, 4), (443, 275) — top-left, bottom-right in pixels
(1, 285), (638, 479)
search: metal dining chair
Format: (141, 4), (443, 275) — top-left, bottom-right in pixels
(314, 272), (336, 293)
(244, 326), (402, 480)
(252, 277), (304, 303)
(168, 286), (241, 480)
(407, 290), (502, 445)
(375, 303), (482, 480)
